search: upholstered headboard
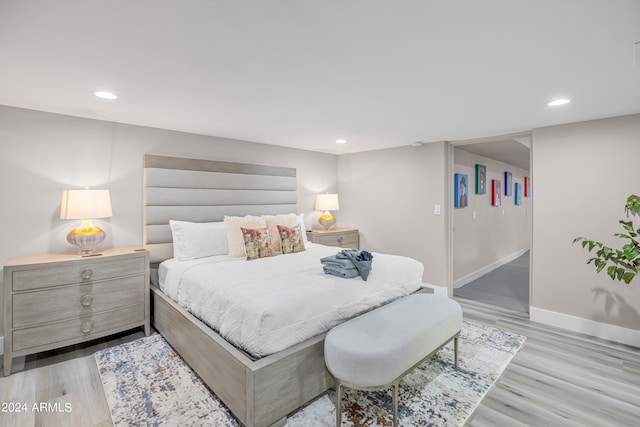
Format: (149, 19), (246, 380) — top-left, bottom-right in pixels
(143, 155), (297, 266)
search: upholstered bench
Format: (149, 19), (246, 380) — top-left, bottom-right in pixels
(324, 293), (463, 427)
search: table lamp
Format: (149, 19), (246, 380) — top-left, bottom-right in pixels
(60, 188), (113, 255)
(315, 193), (340, 230)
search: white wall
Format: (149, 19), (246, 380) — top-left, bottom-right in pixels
(338, 142), (447, 287)
(0, 105), (338, 333)
(531, 114), (640, 335)
(3, 104), (639, 346)
(453, 148), (530, 283)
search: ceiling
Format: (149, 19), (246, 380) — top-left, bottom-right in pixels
(455, 138), (530, 171)
(1, 1), (639, 154)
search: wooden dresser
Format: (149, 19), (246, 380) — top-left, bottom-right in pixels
(306, 228), (359, 249)
(3, 247), (150, 376)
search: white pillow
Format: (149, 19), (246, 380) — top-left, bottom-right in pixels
(297, 213), (308, 242)
(263, 214), (299, 253)
(169, 220), (228, 261)
(224, 215), (267, 257)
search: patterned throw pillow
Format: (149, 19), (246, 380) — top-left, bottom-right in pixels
(277, 224), (305, 254)
(224, 215), (267, 257)
(262, 214), (299, 253)
(241, 227), (277, 260)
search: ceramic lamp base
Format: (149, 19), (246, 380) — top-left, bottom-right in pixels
(318, 211), (336, 230)
(67, 219), (106, 254)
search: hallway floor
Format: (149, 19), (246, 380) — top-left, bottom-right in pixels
(454, 251), (529, 314)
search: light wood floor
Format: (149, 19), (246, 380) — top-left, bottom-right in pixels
(1, 301), (638, 427)
(459, 297), (640, 427)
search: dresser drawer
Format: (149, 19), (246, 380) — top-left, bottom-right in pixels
(12, 275), (145, 328)
(12, 304), (145, 352)
(11, 257), (145, 291)
(312, 233), (359, 248)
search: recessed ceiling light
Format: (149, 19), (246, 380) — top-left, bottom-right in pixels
(94, 91), (118, 100)
(546, 98), (571, 107)
(336, 139), (347, 144)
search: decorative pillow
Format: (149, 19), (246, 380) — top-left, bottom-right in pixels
(241, 227), (277, 260)
(277, 224), (306, 254)
(169, 220), (228, 261)
(224, 215), (267, 257)
(263, 213), (299, 253)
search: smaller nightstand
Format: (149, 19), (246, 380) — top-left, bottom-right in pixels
(307, 228), (359, 249)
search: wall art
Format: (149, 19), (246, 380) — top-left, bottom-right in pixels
(475, 164), (486, 194)
(515, 182), (522, 205)
(504, 171), (512, 196)
(454, 173), (469, 208)
(492, 179), (501, 206)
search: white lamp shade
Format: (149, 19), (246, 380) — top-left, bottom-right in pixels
(60, 189), (113, 220)
(315, 193), (340, 211)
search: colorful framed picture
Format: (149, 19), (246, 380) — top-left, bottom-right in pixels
(504, 171), (512, 196)
(492, 180), (501, 206)
(524, 176), (530, 197)
(475, 164), (486, 194)
(454, 173), (469, 208)
(515, 182), (522, 205)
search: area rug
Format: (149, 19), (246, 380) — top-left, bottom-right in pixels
(95, 321), (525, 426)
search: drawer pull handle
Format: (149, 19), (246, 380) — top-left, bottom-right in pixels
(80, 295), (94, 307)
(81, 268), (93, 280)
(81, 321), (94, 334)
(337, 236), (343, 242)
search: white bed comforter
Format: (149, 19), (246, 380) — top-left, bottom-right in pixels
(159, 243), (423, 358)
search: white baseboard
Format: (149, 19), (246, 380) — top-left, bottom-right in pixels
(421, 284), (448, 296)
(454, 248), (528, 289)
(530, 306), (640, 348)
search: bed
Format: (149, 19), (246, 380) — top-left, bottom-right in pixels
(143, 155), (425, 427)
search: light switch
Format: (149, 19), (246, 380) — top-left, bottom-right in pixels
(434, 204), (441, 215)
(502, 209), (505, 216)
(472, 210), (476, 220)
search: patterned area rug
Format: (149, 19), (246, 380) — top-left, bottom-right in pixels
(95, 321), (525, 426)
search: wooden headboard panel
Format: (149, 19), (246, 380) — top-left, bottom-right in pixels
(143, 155), (297, 265)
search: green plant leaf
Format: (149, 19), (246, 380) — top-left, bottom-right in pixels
(625, 248), (640, 261)
(614, 234), (632, 240)
(596, 260), (607, 273)
(621, 220), (635, 233)
(623, 272), (635, 284)
(607, 266), (617, 280)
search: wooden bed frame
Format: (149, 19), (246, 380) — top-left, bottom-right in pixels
(151, 286), (332, 427)
(144, 155), (332, 427)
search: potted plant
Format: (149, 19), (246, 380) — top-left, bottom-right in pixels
(573, 194), (640, 284)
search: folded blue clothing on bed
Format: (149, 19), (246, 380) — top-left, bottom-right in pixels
(320, 255), (355, 269)
(337, 249), (374, 281)
(323, 265), (360, 279)
(320, 250), (374, 281)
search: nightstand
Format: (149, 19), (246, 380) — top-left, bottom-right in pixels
(3, 247), (150, 376)
(307, 228), (359, 249)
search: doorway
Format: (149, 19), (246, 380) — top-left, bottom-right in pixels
(447, 134), (532, 315)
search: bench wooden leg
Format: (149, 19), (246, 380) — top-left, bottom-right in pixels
(454, 336), (459, 370)
(335, 381), (342, 427)
(392, 383), (399, 427)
